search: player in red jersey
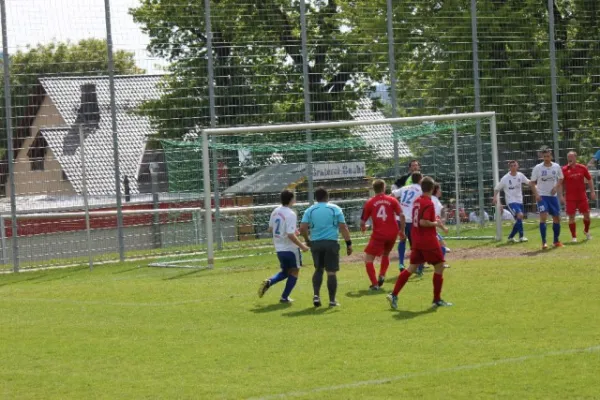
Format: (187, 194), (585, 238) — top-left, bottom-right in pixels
(562, 151), (596, 242)
(361, 179), (404, 290)
(386, 176), (452, 309)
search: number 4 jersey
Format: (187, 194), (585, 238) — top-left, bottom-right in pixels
(361, 194), (402, 239)
(269, 206), (299, 252)
(392, 183), (423, 223)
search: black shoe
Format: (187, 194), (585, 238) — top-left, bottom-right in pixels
(369, 285), (381, 291)
(258, 280), (270, 298)
(313, 295), (322, 308)
(377, 275), (385, 287)
(329, 301), (340, 307)
(432, 299), (453, 308)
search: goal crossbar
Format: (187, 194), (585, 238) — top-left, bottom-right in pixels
(201, 112), (502, 268)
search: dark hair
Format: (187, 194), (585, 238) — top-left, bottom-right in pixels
(433, 183), (441, 195)
(372, 179), (385, 194)
(507, 160), (517, 166)
(280, 189), (295, 206)
(315, 187), (328, 202)
(421, 176), (435, 193)
(411, 172), (423, 184)
(408, 159), (420, 169)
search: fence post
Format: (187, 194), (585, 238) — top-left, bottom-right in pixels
(78, 125), (94, 270)
(299, 0), (313, 203)
(104, 0), (125, 262)
(470, 0), (486, 227)
(547, 0), (560, 163)
(1, 0), (19, 272)
(386, 0), (399, 178)
(204, 0), (222, 249)
(452, 110), (461, 236)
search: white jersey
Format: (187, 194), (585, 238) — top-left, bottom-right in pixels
(392, 183), (422, 223)
(530, 162), (563, 197)
(432, 195), (443, 219)
(269, 206), (298, 252)
(495, 172), (530, 204)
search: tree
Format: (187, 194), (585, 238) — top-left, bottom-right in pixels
(0, 39), (143, 142)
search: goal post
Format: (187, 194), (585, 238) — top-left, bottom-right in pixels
(201, 112), (502, 268)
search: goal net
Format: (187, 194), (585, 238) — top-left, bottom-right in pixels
(183, 112), (502, 267)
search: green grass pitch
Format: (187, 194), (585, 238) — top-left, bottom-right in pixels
(1, 223), (600, 399)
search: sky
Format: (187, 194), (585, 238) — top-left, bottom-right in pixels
(1, 0), (165, 74)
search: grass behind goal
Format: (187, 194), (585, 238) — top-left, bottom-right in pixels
(1, 224), (599, 399)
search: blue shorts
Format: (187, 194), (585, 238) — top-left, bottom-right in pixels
(277, 250), (302, 269)
(537, 196), (560, 217)
(507, 203), (524, 216)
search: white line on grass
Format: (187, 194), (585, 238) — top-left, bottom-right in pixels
(249, 345), (600, 400)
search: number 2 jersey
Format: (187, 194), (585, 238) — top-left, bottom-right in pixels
(269, 206), (299, 252)
(361, 194), (402, 239)
(392, 183), (423, 223)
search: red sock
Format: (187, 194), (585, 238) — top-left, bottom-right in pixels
(584, 219), (591, 233)
(379, 256), (390, 278)
(569, 223), (577, 238)
(433, 273), (443, 302)
(392, 269), (412, 296)
(365, 262), (378, 286)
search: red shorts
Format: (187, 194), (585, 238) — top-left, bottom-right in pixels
(409, 247), (445, 266)
(364, 236), (397, 257)
(566, 199), (589, 215)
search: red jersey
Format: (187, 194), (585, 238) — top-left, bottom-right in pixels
(411, 195), (439, 250)
(562, 163), (591, 201)
(361, 194), (401, 239)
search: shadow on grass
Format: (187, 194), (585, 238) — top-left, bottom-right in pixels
(524, 247), (558, 256)
(113, 266), (142, 274)
(0, 265), (89, 287)
(392, 307), (437, 320)
(163, 269), (206, 280)
(345, 289), (386, 298)
(282, 306), (330, 317)
(250, 302), (293, 314)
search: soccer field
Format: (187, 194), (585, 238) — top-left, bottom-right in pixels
(1, 224), (599, 399)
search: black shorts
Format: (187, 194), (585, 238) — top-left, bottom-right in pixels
(310, 240), (340, 272)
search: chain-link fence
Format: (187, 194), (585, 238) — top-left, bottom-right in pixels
(1, 0), (599, 271)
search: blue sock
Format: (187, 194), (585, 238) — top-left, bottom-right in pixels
(508, 222), (519, 239)
(516, 219), (524, 237)
(269, 270), (288, 285)
(281, 275), (297, 299)
(553, 222), (561, 243)
(398, 241), (406, 266)
(441, 246), (447, 256)
(539, 223), (547, 243)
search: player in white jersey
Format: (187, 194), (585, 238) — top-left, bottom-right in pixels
(392, 172), (422, 271)
(493, 160), (536, 243)
(258, 190), (309, 303)
(529, 148), (564, 249)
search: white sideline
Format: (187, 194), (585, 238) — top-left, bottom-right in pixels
(249, 345), (600, 400)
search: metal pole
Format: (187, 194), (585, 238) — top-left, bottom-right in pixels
(104, 0), (125, 261)
(453, 111), (461, 236)
(201, 131), (214, 268)
(386, 0), (399, 178)
(0, 216), (7, 264)
(204, 0), (222, 249)
(78, 125), (94, 270)
(150, 163), (161, 249)
(490, 115), (502, 241)
(548, 0), (560, 164)
(299, 0), (313, 203)
(1, 0), (19, 272)
(470, 0), (485, 227)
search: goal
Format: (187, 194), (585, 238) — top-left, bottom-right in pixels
(196, 112), (502, 268)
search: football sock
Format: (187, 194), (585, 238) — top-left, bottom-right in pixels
(433, 272), (443, 302)
(539, 223), (547, 243)
(553, 222), (561, 243)
(365, 262), (378, 286)
(584, 218), (591, 233)
(327, 274), (337, 302)
(269, 271), (288, 285)
(281, 275), (297, 299)
(517, 219), (524, 237)
(508, 222), (519, 239)
(569, 222), (577, 238)
(312, 268), (324, 296)
(392, 269), (412, 296)
(398, 240), (406, 265)
(379, 256), (390, 278)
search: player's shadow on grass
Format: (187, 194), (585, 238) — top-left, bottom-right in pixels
(113, 266), (141, 274)
(282, 307), (331, 317)
(345, 289), (387, 298)
(163, 269), (206, 280)
(392, 307), (437, 320)
(250, 303), (293, 314)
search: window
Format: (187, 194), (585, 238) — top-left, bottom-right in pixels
(27, 136), (48, 171)
(62, 170), (68, 181)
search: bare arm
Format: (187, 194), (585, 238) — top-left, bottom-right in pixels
(492, 189), (501, 205)
(339, 223), (353, 256)
(419, 219), (438, 228)
(529, 181), (540, 201)
(287, 233), (309, 251)
(589, 177), (597, 200)
(299, 223), (310, 242)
